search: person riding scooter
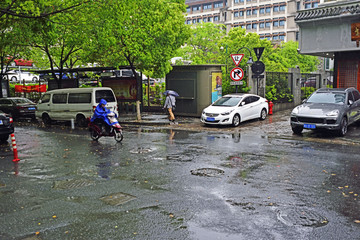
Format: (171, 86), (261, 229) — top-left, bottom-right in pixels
(91, 99), (114, 134)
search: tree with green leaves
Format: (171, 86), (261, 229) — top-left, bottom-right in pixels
(0, 0), (88, 95)
(84, 0), (190, 79)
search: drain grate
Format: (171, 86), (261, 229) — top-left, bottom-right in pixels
(190, 168), (224, 177)
(53, 179), (95, 190)
(100, 192), (136, 206)
(277, 208), (328, 227)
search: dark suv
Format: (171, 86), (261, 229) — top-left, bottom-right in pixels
(290, 88), (360, 136)
(0, 110), (14, 142)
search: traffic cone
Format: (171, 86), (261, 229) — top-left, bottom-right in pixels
(11, 134), (20, 162)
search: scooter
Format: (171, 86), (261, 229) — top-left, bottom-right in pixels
(89, 112), (123, 142)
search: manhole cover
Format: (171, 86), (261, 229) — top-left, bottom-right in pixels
(130, 147), (154, 154)
(277, 208), (328, 227)
(190, 168), (224, 177)
(53, 179), (95, 190)
(100, 192), (136, 206)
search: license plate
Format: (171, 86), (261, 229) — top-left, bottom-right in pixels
(304, 124), (316, 129)
(0, 120), (2, 125)
(28, 107), (35, 110)
(206, 117), (215, 122)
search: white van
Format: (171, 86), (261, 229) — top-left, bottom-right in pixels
(36, 87), (118, 126)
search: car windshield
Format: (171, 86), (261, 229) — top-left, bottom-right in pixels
(212, 96), (242, 107)
(12, 98), (34, 104)
(307, 92), (345, 104)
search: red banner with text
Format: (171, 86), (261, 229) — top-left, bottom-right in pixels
(15, 85), (47, 93)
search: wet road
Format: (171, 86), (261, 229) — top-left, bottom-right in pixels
(1, 116), (360, 240)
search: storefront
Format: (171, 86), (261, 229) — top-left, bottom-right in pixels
(295, 0), (360, 89)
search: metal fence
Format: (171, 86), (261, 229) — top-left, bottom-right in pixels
(266, 72), (294, 103)
(300, 73), (321, 99)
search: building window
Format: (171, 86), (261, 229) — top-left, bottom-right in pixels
(192, 6), (201, 11)
(203, 18), (207, 22)
(305, 3), (311, 9)
(273, 21), (279, 27)
(279, 20), (285, 26)
(266, 7), (271, 13)
(234, 12), (239, 17)
(192, 19), (196, 24)
(273, 6), (279, 12)
(273, 35), (279, 40)
(214, 2), (223, 8)
(186, 7), (190, 13)
(259, 22), (265, 28)
(214, 16), (219, 21)
(252, 23), (258, 29)
(265, 21), (271, 28)
(246, 9), (251, 16)
(187, 20), (191, 24)
(197, 18), (202, 23)
(246, 24), (251, 29)
(279, 35), (285, 40)
(297, 2), (300, 10)
(203, 4), (212, 10)
(313, 3), (318, 8)
(260, 8), (265, 14)
(239, 11), (244, 16)
(279, 5), (286, 11)
(234, 0), (239, 3)
(252, 9), (258, 15)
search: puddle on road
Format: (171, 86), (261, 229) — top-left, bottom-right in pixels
(100, 192), (136, 206)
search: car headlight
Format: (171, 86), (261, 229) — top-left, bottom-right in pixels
(221, 110), (234, 116)
(291, 107), (299, 115)
(326, 110), (339, 117)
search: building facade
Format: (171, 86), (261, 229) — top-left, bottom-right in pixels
(185, 0), (320, 42)
(296, 0), (360, 90)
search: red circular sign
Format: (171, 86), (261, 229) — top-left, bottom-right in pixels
(230, 67), (244, 81)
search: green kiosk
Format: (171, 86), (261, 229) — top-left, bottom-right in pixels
(166, 65), (224, 117)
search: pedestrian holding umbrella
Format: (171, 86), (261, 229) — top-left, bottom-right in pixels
(163, 90), (178, 124)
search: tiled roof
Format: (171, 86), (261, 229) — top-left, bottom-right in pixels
(295, 2), (360, 21)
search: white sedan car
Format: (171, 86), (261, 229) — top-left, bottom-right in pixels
(201, 93), (269, 127)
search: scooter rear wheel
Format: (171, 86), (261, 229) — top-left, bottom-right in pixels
(90, 129), (100, 141)
(114, 130), (123, 142)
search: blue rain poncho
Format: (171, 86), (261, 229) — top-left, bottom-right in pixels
(91, 99), (112, 126)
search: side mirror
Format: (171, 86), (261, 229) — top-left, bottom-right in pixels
(240, 102), (245, 106)
(349, 100), (354, 105)
(38, 100), (42, 104)
(302, 99), (307, 103)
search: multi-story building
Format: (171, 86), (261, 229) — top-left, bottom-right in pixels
(185, 0), (320, 42)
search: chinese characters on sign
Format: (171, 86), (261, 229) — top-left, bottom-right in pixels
(351, 23), (360, 47)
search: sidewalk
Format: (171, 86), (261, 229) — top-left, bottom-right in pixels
(118, 112), (199, 126)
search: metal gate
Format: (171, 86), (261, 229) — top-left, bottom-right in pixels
(300, 73), (321, 99)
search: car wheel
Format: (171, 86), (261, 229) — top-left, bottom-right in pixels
(76, 114), (87, 127)
(42, 114), (52, 125)
(259, 108), (267, 120)
(32, 77), (38, 81)
(11, 76), (17, 81)
(338, 117), (348, 136)
(292, 126), (303, 135)
(0, 134), (9, 143)
(232, 114), (240, 127)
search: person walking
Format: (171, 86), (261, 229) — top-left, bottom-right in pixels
(163, 93), (176, 124)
